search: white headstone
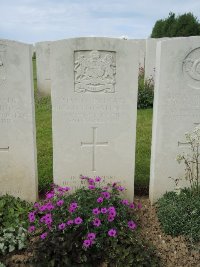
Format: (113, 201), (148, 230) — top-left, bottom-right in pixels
(36, 41), (51, 96)
(0, 40), (38, 202)
(145, 38), (168, 82)
(150, 36), (200, 203)
(51, 37), (139, 200)
(136, 39), (146, 69)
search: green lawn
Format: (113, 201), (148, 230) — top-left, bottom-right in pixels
(135, 109), (153, 194)
(33, 60), (153, 194)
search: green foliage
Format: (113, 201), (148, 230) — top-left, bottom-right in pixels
(0, 262), (6, 267)
(137, 68), (154, 109)
(0, 227), (27, 255)
(104, 231), (160, 267)
(151, 12), (200, 38)
(0, 195), (31, 228)
(0, 195), (31, 256)
(29, 178), (159, 266)
(156, 188), (200, 242)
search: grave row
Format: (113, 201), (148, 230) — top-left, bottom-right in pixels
(0, 37), (200, 203)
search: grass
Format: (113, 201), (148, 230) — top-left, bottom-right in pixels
(33, 59), (53, 193)
(32, 59), (153, 194)
(135, 109), (153, 194)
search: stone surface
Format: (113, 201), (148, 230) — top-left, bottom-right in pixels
(136, 39), (146, 69)
(35, 41), (51, 96)
(0, 40), (38, 202)
(150, 36), (200, 203)
(51, 37), (139, 200)
(145, 38), (168, 82)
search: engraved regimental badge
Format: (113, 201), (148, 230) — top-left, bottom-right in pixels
(183, 48), (200, 89)
(74, 50), (116, 93)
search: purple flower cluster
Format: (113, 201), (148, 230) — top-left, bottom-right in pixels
(28, 177), (140, 249)
(40, 213), (53, 225)
(69, 202), (78, 213)
(83, 232), (96, 248)
(28, 212), (35, 223)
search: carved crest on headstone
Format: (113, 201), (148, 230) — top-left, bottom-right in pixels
(74, 50), (116, 93)
(183, 48), (200, 89)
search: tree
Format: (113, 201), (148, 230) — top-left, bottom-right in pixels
(151, 12), (200, 38)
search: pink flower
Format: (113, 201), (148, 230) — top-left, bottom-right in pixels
(56, 199), (64, 206)
(101, 192), (110, 199)
(128, 221), (137, 230)
(121, 199), (129, 205)
(108, 229), (117, 237)
(97, 197), (103, 203)
(63, 186), (70, 191)
(28, 212), (35, 223)
(39, 205), (47, 212)
(138, 202), (142, 209)
(88, 178), (95, 185)
(117, 186), (125, 191)
(87, 232), (96, 240)
(46, 192), (54, 199)
(74, 217), (83, 225)
(58, 223), (66, 230)
(88, 185), (95, 190)
(28, 226), (35, 233)
(101, 207), (107, 214)
(67, 220), (73, 226)
(40, 232), (47, 239)
(46, 202), (55, 211)
(92, 208), (100, 215)
(93, 218), (101, 227)
(34, 202), (40, 209)
(108, 215), (115, 222)
(83, 239), (92, 248)
(109, 210), (116, 217)
(129, 203), (135, 209)
(108, 206), (116, 212)
(70, 202), (78, 209)
(95, 176), (101, 182)
(69, 202), (78, 213)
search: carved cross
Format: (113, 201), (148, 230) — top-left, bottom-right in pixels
(81, 127), (108, 172)
(0, 146), (9, 152)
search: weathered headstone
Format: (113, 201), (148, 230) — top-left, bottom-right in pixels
(150, 36), (200, 203)
(35, 41), (51, 96)
(0, 40), (38, 202)
(51, 37), (139, 200)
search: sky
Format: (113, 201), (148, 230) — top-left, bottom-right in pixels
(0, 0), (200, 44)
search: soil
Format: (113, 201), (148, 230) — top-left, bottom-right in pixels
(2, 196), (200, 267)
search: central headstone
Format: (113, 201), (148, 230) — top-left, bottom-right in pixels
(51, 38), (139, 200)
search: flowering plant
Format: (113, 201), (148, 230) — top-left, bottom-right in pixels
(176, 125), (200, 194)
(29, 176), (142, 266)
